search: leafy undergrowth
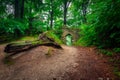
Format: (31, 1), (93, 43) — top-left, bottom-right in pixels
(73, 38), (87, 46)
(98, 48), (120, 79)
(45, 31), (63, 44)
(109, 53), (120, 79)
(98, 49), (113, 56)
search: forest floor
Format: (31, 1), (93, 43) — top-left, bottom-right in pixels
(0, 44), (118, 80)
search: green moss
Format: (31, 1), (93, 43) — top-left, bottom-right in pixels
(45, 31), (63, 44)
(45, 48), (52, 57)
(31, 40), (43, 45)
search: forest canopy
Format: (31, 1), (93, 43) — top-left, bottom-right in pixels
(0, 0), (120, 48)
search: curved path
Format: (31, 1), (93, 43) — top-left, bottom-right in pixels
(0, 45), (116, 80)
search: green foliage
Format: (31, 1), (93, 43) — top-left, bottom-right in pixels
(79, 0), (120, 48)
(0, 19), (28, 42)
(79, 24), (96, 46)
(99, 49), (113, 56)
(0, 0), (120, 49)
(74, 38), (84, 46)
(31, 20), (48, 34)
(53, 29), (63, 39)
(0, 19), (27, 36)
(46, 31), (63, 44)
(113, 48), (120, 53)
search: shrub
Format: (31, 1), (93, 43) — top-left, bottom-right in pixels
(113, 48), (120, 53)
(0, 19), (28, 41)
(46, 31), (63, 44)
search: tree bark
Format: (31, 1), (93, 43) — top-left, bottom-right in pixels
(63, 0), (72, 25)
(14, 0), (20, 18)
(4, 41), (62, 54)
(20, 0), (24, 19)
(4, 32), (62, 55)
(63, 1), (67, 25)
(50, 0), (53, 29)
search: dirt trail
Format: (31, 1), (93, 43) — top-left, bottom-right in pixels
(0, 45), (116, 80)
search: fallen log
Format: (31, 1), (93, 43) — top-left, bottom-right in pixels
(4, 41), (62, 54)
(4, 31), (63, 58)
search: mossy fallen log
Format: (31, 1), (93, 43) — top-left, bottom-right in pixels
(4, 31), (63, 57)
(4, 41), (62, 54)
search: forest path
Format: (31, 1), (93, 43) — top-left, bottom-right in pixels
(0, 45), (116, 80)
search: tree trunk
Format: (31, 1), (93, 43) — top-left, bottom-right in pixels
(64, 1), (67, 25)
(50, 10), (53, 28)
(20, 0), (24, 19)
(14, 0), (20, 18)
(28, 4), (33, 34)
(4, 41), (62, 54)
(4, 32), (62, 56)
(50, 0), (53, 29)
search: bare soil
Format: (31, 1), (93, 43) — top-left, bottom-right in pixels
(0, 45), (117, 80)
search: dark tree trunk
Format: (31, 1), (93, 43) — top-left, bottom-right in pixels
(20, 0), (24, 19)
(50, 10), (53, 28)
(14, 0), (20, 18)
(64, 1), (67, 25)
(50, 0), (53, 28)
(63, 0), (72, 25)
(28, 4), (33, 34)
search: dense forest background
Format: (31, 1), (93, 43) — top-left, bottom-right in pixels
(0, 0), (120, 49)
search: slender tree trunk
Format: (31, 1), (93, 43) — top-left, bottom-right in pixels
(50, 0), (53, 29)
(14, 0), (20, 18)
(50, 10), (53, 28)
(20, 0), (24, 19)
(29, 6), (32, 29)
(64, 1), (67, 25)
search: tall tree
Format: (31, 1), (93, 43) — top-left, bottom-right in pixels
(62, 0), (72, 25)
(14, 0), (20, 18)
(20, 0), (25, 19)
(50, 0), (53, 28)
(14, 0), (25, 19)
